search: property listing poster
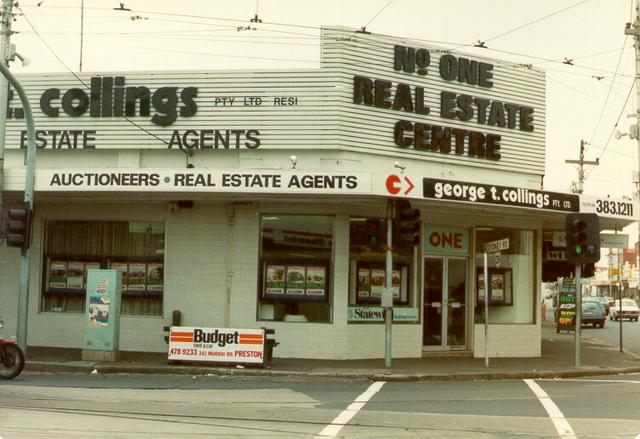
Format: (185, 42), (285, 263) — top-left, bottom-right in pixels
(370, 269), (386, 297)
(491, 273), (504, 302)
(265, 264), (286, 295)
(286, 266), (306, 295)
(128, 263), (147, 291)
(357, 268), (371, 298)
(391, 269), (401, 298)
(478, 273), (486, 302)
(49, 261), (68, 289)
(305, 266), (326, 296)
(147, 263), (163, 291)
(66, 262), (85, 289)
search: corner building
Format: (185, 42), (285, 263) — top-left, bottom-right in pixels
(0, 28), (635, 359)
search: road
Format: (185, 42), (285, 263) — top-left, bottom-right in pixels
(1, 373), (640, 438)
(545, 297), (640, 357)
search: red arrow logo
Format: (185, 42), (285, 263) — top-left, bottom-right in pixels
(386, 175), (401, 195)
(404, 176), (415, 195)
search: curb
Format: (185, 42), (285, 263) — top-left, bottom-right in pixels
(24, 361), (640, 382)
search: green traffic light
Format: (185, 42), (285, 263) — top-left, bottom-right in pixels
(575, 246), (583, 255)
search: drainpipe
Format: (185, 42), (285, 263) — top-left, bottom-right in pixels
(0, 0), (14, 220)
(224, 204), (236, 327)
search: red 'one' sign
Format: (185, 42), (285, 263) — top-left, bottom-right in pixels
(428, 231), (463, 249)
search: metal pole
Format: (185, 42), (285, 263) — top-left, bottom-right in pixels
(619, 248), (623, 352)
(626, 0), (640, 303)
(574, 263), (582, 367)
(0, 61), (37, 351)
(0, 0), (14, 223)
(385, 201), (393, 368)
(483, 252), (489, 367)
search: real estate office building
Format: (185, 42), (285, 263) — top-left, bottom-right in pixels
(0, 28), (635, 360)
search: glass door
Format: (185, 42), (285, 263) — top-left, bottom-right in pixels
(423, 256), (467, 349)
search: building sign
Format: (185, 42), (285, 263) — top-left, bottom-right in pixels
(168, 326), (265, 364)
(580, 195), (637, 220)
(347, 306), (419, 322)
(36, 169), (372, 194)
(424, 226), (469, 254)
(423, 178), (579, 212)
(353, 46), (536, 162)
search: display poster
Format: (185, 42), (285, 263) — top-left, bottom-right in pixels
(392, 269), (401, 298)
(66, 262), (85, 289)
(357, 268), (371, 298)
(83, 269), (122, 352)
(286, 266), (306, 295)
(478, 273), (486, 302)
(147, 263), (163, 291)
(491, 273), (504, 301)
(110, 262), (129, 291)
(370, 269), (386, 297)
(557, 278), (576, 332)
(49, 261), (68, 289)
(305, 266), (326, 296)
(127, 263), (147, 291)
(265, 265), (286, 295)
(168, 326), (266, 365)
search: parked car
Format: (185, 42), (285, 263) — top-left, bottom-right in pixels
(609, 299), (640, 322)
(581, 300), (606, 328)
(594, 296), (610, 315)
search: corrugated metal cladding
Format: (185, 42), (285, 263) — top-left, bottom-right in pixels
(4, 27), (545, 176)
(321, 27), (546, 176)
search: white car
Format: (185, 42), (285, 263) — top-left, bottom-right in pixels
(609, 299), (640, 322)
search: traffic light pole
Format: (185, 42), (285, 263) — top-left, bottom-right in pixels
(385, 201), (393, 368)
(0, 61), (37, 351)
(574, 264), (582, 367)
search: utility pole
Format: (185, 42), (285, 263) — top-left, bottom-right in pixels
(0, 0), (14, 221)
(625, 0), (640, 286)
(565, 139), (599, 194)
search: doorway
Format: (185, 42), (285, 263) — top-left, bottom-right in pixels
(423, 256), (468, 349)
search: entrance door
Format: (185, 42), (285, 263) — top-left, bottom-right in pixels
(423, 257), (467, 349)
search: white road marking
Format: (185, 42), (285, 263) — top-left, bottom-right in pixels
(539, 378), (640, 384)
(524, 379), (576, 439)
(316, 381), (386, 437)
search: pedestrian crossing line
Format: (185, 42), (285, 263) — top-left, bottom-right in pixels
(316, 381), (386, 438)
(539, 378), (640, 384)
(524, 379), (576, 439)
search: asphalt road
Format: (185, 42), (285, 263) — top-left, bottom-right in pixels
(1, 373), (639, 438)
(545, 297), (640, 357)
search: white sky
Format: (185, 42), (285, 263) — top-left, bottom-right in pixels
(7, 0), (640, 240)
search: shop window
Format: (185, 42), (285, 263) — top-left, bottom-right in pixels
(348, 217), (418, 322)
(41, 221), (165, 316)
(474, 227), (535, 324)
(257, 215), (333, 323)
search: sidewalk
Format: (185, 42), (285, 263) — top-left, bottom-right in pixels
(23, 322), (640, 381)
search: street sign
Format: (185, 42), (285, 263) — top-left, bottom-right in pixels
(599, 233), (629, 249)
(484, 238), (509, 253)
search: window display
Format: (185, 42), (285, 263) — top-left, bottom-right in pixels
(348, 216), (418, 321)
(257, 215), (333, 322)
(41, 221), (165, 316)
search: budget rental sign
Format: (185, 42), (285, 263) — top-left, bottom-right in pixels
(168, 326), (265, 364)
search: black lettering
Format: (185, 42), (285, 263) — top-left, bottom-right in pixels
(439, 54), (457, 81)
(394, 45), (415, 73)
(520, 106), (534, 131)
(125, 86), (151, 117)
(486, 134), (502, 160)
(40, 88), (60, 117)
(440, 91), (457, 119)
(478, 62), (494, 87)
(168, 130), (183, 149)
(392, 83), (413, 112)
(374, 80), (392, 109)
(457, 58), (477, 85)
(353, 76), (374, 105)
(61, 89), (89, 117)
(394, 120), (413, 148)
(488, 101), (506, 127)
(456, 94), (474, 121)
(245, 129), (261, 148)
(151, 87), (178, 126)
(180, 87), (198, 117)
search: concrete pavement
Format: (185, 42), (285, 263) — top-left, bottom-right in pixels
(21, 322), (640, 381)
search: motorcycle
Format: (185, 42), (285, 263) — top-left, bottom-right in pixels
(0, 319), (25, 379)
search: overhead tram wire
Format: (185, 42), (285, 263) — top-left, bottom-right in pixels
(584, 78), (636, 181)
(19, 2), (635, 81)
(587, 36), (629, 151)
(450, 0), (594, 51)
(14, 5), (193, 167)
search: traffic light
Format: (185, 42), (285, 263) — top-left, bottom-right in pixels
(565, 213), (600, 264)
(393, 200), (421, 249)
(365, 218), (386, 251)
(4, 202), (33, 251)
